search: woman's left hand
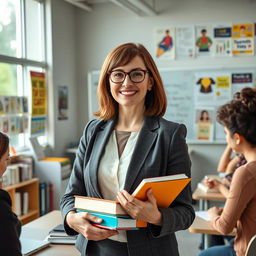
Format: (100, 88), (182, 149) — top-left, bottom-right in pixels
(117, 189), (162, 226)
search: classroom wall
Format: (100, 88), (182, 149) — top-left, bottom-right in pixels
(71, 0), (256, 189)
(46, 0), (78, 156)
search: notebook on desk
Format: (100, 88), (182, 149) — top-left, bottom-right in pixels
(21, 238), (50, 256)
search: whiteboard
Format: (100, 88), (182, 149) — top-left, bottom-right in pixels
(88, 67), (256, 143)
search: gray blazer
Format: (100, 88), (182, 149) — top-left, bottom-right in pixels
(60, 116), (195, 256)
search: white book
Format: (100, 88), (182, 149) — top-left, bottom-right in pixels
(23, 192), (29, 215)
(15, 192), (22, 216)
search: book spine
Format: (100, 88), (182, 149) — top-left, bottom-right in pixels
(76, 209), (138, 230)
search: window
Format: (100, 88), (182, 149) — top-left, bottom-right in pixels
(0, 0), (47, 150)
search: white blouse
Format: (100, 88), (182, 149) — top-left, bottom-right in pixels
(98, 130), (139, 242)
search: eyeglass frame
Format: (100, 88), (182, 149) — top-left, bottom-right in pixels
(108, 69), (150, 84)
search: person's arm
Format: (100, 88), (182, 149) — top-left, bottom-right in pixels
(217, 145), (233, 173)
(210, 166), (254, 235)
(0, 192), (22, 256)
(60, 120), (119, 240)
(225, 155), (240, 174)
(150, 124), (195, 237)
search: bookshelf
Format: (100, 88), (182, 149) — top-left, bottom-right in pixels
(4, 178), (40, 225)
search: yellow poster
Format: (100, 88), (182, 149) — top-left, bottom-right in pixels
(232, 24), (254, 56)
(197, 122), (213, 141)
(31, 71), (47, 116)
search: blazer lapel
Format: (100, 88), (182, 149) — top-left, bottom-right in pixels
(88, 119), (116, 198)
(124, 116), (159, 192)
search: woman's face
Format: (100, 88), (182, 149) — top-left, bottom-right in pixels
(109, 55), (152, 110)
(0, 147), (10, 178)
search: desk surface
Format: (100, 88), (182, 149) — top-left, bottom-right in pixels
(23, 210), (80, 256)
(193, 187), (226, 201)
(189, 216), (236, 236)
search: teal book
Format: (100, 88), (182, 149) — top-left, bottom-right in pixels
(76, 209), (139, 230)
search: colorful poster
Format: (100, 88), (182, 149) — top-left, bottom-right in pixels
(176, 26), (195, 58)
(155, 28), (175, 60)
(195, 25), (213, 57)
(195, 73), (216, 105)
(31, 71), (47, 116)
(232, 23), (254, 56)
(195, 108), (214, 141)
(195, 72), (232, 106)
(58, 86), (68, 120)
(215, 74), (231, 105)
(31, 116), (46, 136)
(213, 25), (232, 56)
(231, 73), (253, 95)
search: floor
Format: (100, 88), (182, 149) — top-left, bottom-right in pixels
(176, 203), (201, 256)
(176, 228), (201, 256)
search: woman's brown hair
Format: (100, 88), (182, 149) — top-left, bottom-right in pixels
(217, 87), (256, 146)
(0, 132), (9, 159)
(94, 43), (167, 120)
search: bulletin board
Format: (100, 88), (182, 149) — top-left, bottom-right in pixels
(88, 66), (256, 143)
(160, 67), (256, 143)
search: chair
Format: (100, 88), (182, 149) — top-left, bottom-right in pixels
(245, 235), (256, 256)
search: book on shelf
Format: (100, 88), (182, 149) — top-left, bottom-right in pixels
(197, 182), (218, 193)
(132, 173), (191, 208)
(76, 209), (141, 230)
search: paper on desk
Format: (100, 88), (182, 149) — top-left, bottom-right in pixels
(196, 211), (210, 221)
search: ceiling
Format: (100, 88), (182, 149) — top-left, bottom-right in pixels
(64, 0), (159, 16)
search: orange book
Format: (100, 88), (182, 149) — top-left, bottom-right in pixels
(132, 174), (191, 208)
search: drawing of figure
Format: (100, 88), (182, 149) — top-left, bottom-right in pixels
(196, 77), (215, 93)
(156, 30), (173, 57)
(196, 29), (212, 52)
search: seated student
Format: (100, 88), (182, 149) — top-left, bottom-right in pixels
(198, 87), (256, 256)
(0, 132), (22, 256)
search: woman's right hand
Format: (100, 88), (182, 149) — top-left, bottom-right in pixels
(66, 211), (118, 241)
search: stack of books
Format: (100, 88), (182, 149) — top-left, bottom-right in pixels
(74, 173), (191, 230)
(45, 224), (77, 244)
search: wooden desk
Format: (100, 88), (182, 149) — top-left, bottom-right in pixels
(23, 210), (80, 256)
(193, 187), (226, 210)
(189, 215), (236, 249)
(189, 216), (236, 236)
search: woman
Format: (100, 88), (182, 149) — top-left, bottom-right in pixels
(61, 43), (194, 256)
(198, 87), (256, 256)
(0, 132), (22, 255)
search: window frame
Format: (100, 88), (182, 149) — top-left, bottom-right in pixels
(0, 0), (48, 151)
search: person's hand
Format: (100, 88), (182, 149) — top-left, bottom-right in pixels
(66, 211), (118, 241)
(117, 189), (162, 226)
(204, 177), (220, 190)
(208, 206), (223, 220)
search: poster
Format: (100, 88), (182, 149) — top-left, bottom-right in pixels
(195, 25), (213, 57)
(232, 23), (254, 56)
(213, 24), (232, 57)
(231, 73), (253, 95)
(31, 116), (46, 136)
(31, 71), (47, 116)
(195, 108), (214, 141)
(176, 26), (195, 58)
(58, 86), (68, 120)
(195, 72), (231, 106)
(155, 27), (175, 59)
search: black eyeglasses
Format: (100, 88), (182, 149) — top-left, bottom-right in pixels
(109, 69), (149, 83)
